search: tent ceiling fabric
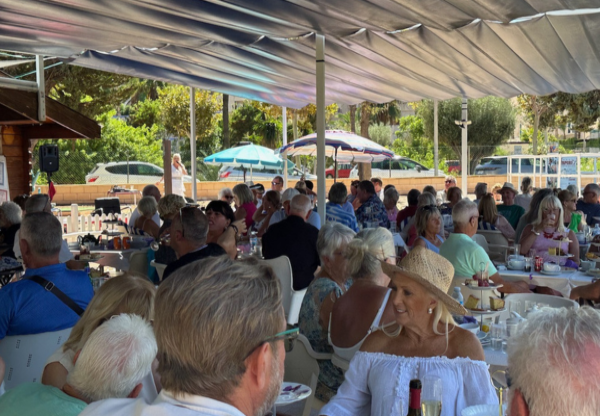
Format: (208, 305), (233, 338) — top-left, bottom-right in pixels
(1, 1), (600, 107)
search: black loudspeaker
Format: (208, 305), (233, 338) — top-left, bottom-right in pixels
(94, 198), (121, 215)
(39, 144), (59, 173)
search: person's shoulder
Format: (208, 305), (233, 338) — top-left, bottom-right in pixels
(448, 325), (484, 361)
(360, 330), (393, 353)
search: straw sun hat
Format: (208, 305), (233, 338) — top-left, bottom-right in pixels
(381, 246), (467, 315)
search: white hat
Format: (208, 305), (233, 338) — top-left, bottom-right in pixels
(500, 182), (517, 194)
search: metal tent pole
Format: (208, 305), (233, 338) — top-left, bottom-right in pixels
(316, 34), (326, 223)
(461, 98), (468, 194)
(190, 87), (197, 201)
(282, 106), (288, 189)
(36, 55), (46, 121)
(433, 98), (439, 177)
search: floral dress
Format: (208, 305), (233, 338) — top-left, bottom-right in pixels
(299, 277), (352, 402)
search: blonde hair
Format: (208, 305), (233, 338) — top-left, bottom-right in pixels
(532, 195), (565, 232)
(232, 183), (254, 205)
(345, 228), (395, 280)
(154, 256), (282, 401)
(157, 194), (186, 218)
(478, 193), (498, 224)
(415, 205), (441, 236)
(63, 274), (156, 352)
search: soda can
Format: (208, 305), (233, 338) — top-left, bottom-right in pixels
(122, 236), (131, 250)
(534, 256), (543, 272)
(113, 236), (122, 250)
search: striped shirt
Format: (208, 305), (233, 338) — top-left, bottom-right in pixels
(326, 202), (359, 232)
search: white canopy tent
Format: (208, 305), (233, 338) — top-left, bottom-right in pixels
(3, 1), (600, 220)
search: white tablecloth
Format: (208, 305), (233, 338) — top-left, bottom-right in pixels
(499, 269), (594, 297)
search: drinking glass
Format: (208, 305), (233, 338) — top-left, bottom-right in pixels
(490, 322), (506, 351)
(421, 376), (443, 416)
(513, 243), (521, 257)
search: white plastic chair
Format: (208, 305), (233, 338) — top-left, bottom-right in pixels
(501, 293), (579, 321)
(471, 234), (490, 252)
(128, 249), (149, 276)
(331, 353), (350, 373)
(477, 229), (510, 262)
(0, 327), (72, 390)
(284, 334), (331, 416)
(263, 256), (306, 325)
(150, 260), (167, 282)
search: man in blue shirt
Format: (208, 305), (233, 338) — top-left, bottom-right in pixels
(354, 180), (390, 229)
(0, 212), (93, 339)
(326, 182), (359, 232)
(577, 183), (600, 226)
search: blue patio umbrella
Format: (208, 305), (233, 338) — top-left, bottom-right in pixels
(203, 143), (283, 181)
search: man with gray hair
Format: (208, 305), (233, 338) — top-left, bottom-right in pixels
(129, 184), (162, 227)
(507, 306), (600, 416)
(0, 314), (157, 416)
(81, 256), (292, 416)
(162, 206), (226, 281)
(12, 194), (75, 265)
(0, 201), (22, 259)
(263, 194), (320, 290)
(0, 212), (93, 339)
(326, 182), (359, 232)
(473, 182), (488, 206)
(577, 183), (600, 226)
(269, 187), (321, 230)
(439, 199), (510, 289)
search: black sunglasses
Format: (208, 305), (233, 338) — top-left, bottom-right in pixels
(244, 327), (299, 359)
(419, 204), (438, 212)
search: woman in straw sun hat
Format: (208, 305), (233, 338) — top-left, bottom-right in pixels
(321, 246), (498, 416)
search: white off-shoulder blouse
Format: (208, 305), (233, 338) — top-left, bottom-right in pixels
(321, 351), (498, 416)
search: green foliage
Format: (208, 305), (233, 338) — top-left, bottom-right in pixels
(519, 127), (544, 144)
(419, 97), (516, 174)
(390, 137), (446, 172)
(128, 99), (163, 129)
(35, 110), (163, 184)
(395, 115), (424, 141)
(158, 85), (222, 144)
(368, 123), (392, 145)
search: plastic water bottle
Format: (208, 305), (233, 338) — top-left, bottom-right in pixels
(250, 231), (258, 253)
(593, 224), (600, 237)
(452, 287), (464, 305)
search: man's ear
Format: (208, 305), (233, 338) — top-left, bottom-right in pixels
(510, 388), (529, 416)
(246, 342), (271, 392)
(127, 384), (143, 398)
(19, 239), (30, 257)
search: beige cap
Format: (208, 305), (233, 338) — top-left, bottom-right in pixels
(500, 182), (517, 194)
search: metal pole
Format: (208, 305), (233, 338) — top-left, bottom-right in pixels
(190, 87), (197, 201)
(282, 106), (288, 189)
(36, 55), (46, 122)
(461, 98), (468, 194)
(434, 98), (439, 177)
(316, 34), (326, 223)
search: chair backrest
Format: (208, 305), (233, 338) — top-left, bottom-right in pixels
(471, 234), (490, 252)
(504, 293), (580, 313)
(0, 327), (73, 390)
(399, 216), (412, 231)
(128, 249), (150, 276)
(150, 260), (167, 282)
(284, 334), (320, 416)
(477, 229), (509, 247)
(263, 256), (293, 314)
(287, 288), (307, 326)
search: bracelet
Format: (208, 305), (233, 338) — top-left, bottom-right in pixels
(229, 224), (239, 236)
(531, 229), (540, 236)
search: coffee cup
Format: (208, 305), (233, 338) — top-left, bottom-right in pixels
(543, 262), (561, 272)
(580, 260), (594, 272)
(508, 258), (525, 270)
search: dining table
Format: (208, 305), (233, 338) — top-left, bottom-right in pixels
(498, 267), (595, 298)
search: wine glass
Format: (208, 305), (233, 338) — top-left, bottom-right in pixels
(421, 376), (442, 416)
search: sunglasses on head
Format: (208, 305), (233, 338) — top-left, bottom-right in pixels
(420, 204), (437, 211)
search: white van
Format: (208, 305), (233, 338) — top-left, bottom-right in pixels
(350, 156), (434, 178)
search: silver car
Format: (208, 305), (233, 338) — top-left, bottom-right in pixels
(218, 165), (316, 182)
(85, 161), (195, 184)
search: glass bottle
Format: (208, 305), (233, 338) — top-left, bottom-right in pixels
(407, 379), (422, 416)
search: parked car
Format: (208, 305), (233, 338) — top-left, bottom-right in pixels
(474, 156), (540, 175)
(326, 163), (353, 179)
(85, 161), (195, 184)
(218, 164), (317, 182)
(349, 156), (435, 178)
(445, 160), (461, 174)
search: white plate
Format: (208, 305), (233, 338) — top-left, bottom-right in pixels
(462, 404), (505, 416)
(275, 382), (311, 406)
(466, 308), (506, 315)
(506, 265), (524, 271)
(586, 269), (600, 277)
(461, 283), (503, 291)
